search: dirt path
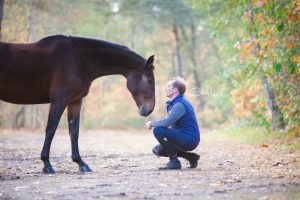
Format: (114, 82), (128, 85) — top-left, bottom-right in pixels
(0, 129), (299, 200)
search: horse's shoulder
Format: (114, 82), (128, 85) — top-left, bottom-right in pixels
(0, 42), (10, 50)
(0, 42), (10, 61)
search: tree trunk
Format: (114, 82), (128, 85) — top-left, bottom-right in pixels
(261, 76), (285, 130)
(30, 105), (41, 129)
(0, 0), (3, 40)
(171, 48), (176, 77)
(189, 21), (206, 109)
(172, 24), (183, 77)
(179, 20), (206, 109)
(249, 5), (285, 131)
(26, 0), (35, 42)
(13, 107), (26, 128)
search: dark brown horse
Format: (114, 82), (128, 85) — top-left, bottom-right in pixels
(0, 35), (155, 173)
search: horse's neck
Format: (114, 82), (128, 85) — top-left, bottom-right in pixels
(73, 38), (144, 81)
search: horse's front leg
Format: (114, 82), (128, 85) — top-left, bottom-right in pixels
(41, 100), (67, 174)
(67, 99), (92, 172)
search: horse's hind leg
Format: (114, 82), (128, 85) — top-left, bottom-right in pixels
(41, 101), (67, 174)
(67, 100), (92, 172)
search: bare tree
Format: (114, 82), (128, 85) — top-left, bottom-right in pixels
(172, 23), (183, 77)
(189, 21), (205, 109)
(261, 76), (285, 130)
(0, 0), (3, 40)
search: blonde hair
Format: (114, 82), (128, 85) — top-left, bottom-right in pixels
(170, 77), (186, 94)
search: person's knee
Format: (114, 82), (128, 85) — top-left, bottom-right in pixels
(152, 126), (166, 137)
(152, 144), (167, 156)
(152, 144), (161, 156)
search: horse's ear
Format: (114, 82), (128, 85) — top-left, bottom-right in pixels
(146, 55), (155, 69)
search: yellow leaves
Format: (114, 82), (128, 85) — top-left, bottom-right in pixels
(287, 0), (300, 21)
(236, 40), (255, 60)
(290, 55), (299, 64)
(263, 38), (274, 48)
(255, 50), (261, 57)
(262, 0), (269, 5)
(234, 1), (300, 133)
(231, 79), (266, 118)
(252, 0), (269, 8)
(261, 28), (269, 36)
(254, 13), (264, 23)
(235, 38), (264, 60)
(252, 0), (264, 7)
(245, 43), (252, 52)
(285, 41), (298, 49)
(252, 0), (269, 7)
(238, 51), (249, 59)
(288, 125), (300, 137)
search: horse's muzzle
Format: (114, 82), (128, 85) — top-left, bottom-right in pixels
(138, 105), (153, 116)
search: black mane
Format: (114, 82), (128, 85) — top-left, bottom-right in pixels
(70, 36), (129, 51)
(69, 35), (146, 64)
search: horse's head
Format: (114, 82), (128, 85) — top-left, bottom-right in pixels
(126, 55), (156, 117)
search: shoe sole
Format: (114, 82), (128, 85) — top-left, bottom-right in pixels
(159, 167), (182, 170)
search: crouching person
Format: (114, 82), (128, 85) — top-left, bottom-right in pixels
(146, 77), (200, 170)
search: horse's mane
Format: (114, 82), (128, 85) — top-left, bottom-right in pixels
(69, 36), (146, 65)
(37, 35), (149, 70)
(70, 36), (130, 51)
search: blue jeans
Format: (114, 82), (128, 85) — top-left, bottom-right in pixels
(153, 126), (199, 152)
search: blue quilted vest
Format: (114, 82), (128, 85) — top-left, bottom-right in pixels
(166, 94), (200, 142)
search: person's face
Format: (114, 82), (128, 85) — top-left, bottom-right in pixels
(165, 81), (178, 98)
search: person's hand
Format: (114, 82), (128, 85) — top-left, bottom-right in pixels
(146, 121), (152, 130)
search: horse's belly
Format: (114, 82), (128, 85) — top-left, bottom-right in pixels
(0, 91), (50, 104)
(0, 80), (50, 104)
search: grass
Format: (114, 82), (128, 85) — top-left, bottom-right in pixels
(207, 125), (300, 153)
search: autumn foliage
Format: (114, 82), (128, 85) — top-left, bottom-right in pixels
(231, 0), (299, 133)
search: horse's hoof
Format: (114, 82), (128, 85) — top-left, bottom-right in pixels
(43, 166), (55, 174)
(79, 165), (92, 173)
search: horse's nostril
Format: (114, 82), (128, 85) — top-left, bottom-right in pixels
(143, 106), (147, 113)
(138, 105), (149, 116)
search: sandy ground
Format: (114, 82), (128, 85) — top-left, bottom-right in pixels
(0, 129), (299, 200)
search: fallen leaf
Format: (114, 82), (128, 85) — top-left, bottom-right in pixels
(260, 144), (268, 148)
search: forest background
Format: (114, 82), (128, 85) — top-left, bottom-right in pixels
(0, 0), (299, 143)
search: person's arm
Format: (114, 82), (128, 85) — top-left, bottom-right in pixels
(151, 102), (185, 127)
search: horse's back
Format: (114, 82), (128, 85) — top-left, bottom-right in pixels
(0, 35), (73, 104)
(0, 35), (70, 69)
